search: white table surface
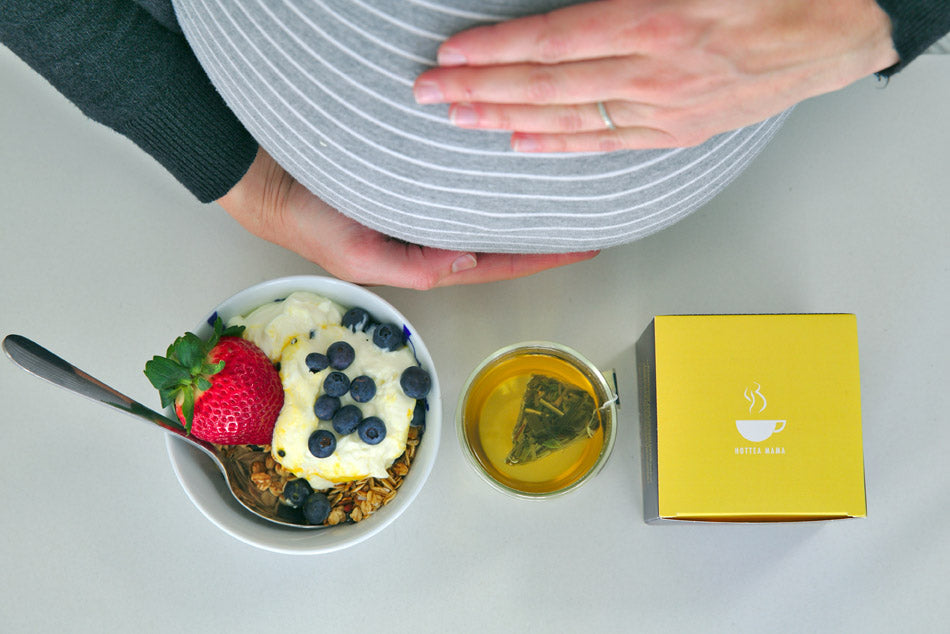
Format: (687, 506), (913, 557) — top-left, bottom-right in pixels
(2, 42), (948, 633)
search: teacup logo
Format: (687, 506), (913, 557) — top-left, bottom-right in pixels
(735, 382), (786, 443)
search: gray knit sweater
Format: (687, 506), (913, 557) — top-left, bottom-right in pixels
(0, 0), (256, 202)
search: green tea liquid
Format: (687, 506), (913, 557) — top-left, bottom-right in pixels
(462, 353), (604, 494)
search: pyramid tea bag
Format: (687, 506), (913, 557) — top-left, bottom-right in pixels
(506, 374), (599, 465)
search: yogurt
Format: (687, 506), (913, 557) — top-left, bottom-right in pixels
(229, 292), (418, 490)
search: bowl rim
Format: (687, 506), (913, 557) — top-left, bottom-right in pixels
(164, 275), (441, 554)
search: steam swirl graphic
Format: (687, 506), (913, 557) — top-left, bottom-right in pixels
(743, 382), (767, 413)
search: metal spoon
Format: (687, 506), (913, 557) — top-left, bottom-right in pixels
(2, 334), (319, 529)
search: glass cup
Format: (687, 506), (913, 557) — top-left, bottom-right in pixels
(456, 342), (618, 499)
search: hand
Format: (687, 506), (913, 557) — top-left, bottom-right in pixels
(216, 148), (598, 289)
(414, 0), (899, 152)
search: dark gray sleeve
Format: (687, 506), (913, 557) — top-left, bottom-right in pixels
(875, 0), (950, 76)
(0, 0), (257, 202)
(133, 0), (182, 33)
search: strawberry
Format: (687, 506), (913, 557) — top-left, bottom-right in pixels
(144, 317), (283, 445)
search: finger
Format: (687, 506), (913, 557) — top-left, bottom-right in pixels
(333, 233), (597, 289)
(282, 182), (594, 289)
(449, 100), (655, 133)
(345, 236), (598, 289)
(438, 1), (636, 66)
(434, 251), (600, 287)
(416, 57), (637, 106)
(329, 226), (483, 290)
(234, 150), (595, 288)
(280, 195), (475, 289)
(511, 127), (683, 153)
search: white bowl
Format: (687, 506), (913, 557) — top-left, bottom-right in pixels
(164, 275), (441, 554)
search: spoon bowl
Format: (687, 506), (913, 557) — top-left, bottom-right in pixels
(1, 334), (319, 528)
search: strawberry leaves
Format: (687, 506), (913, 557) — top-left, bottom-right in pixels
(144, 317), (245, 433)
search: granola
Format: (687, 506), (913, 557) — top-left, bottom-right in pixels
(225, 425), (421, 526)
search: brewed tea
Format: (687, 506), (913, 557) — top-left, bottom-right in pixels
(462, 351), (605, 494)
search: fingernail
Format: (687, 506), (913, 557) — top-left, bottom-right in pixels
(512, 135), (539, 152)
(451, 253), (477, 273)
(438, 47), (467, 66)
(450, 104), (478, 127)
(413, 81), (443, 104)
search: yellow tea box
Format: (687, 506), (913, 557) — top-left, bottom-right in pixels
(636, 314), (866, 522)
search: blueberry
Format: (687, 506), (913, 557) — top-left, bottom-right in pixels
(302, 491), (332, 525)
(411, 399), (426, 428)
(342, 307), (373, 333)
(332, 404), (362, 435)
(308, 429), (337, 458)
(327, 341), (355, 370)
(282, 478), (313, 508)
(400, 365), (431, 399)
(323, 371), (350, 397)
(357, 416), (386, 445)
(372, 323), (405, 351)
(305, 352), (329, 373)
(313, 394), (340, 420)
(349, 375), (376, 403)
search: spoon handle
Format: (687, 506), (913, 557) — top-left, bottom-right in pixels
(2, 334), (190, 438)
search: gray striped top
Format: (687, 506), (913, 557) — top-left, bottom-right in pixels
(172, 0), (789, 253)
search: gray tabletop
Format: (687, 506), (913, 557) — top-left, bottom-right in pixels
(1, 43), (948, 633)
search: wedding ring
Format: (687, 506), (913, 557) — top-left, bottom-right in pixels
(596, 101), (616, 130)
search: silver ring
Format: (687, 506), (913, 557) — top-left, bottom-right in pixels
(596, 101), (616, 130)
